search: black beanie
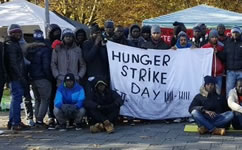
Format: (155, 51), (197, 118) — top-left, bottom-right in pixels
(204, 76), (216, 85)
(64, 73), (75, 83)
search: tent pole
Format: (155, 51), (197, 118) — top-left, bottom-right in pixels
(45, 0), (50, 38)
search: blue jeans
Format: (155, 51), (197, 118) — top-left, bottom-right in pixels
(232, 112), (242, 130)
(216, 76), (223, 95)
(226, 70), (242, 97)
(191, 110), (233, 132)
(9, 81), (25, 126)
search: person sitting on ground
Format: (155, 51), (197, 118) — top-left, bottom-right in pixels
(54, 73), (86, 131)
(228, 78), (242, 129)
(189, 76), (233, 135)
(84, 77), (123, 134)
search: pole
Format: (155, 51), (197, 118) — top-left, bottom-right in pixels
(45, 0), (50, 38)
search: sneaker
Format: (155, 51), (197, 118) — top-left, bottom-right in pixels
(173, 118), (182, 123)
(198, 126), (208, 135)
(212, 128), (226, 136)
(7, 122), (12, 130)
(11, 123), (30, 131)
(55, 124), (66, 132)
(27, 119), (35, 127)
(90, 123), (104, 133)
(0, 130), (4, 135)
(103, 120), (114, 134)
(187, 117), (195, 123)
(128, 120), (135, 126)
(47, 118), (56, 130)
(35, 121), (48, 129)
(75, 123), (82, 131)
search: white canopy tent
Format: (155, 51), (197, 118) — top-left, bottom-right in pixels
(0, 0), (75, 38)
(143, 5), (242, 29)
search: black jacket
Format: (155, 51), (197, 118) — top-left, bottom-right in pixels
(4, 37), (26, 81)
(26, 42), (52, 81)
(82, 39), (109, 80)
(0, 42), (5, 80)
(84, 79), (123, 110)
(220, 37), (242, 70)
(189, 87), (226, 114)
(141, 39), (170, 50)
(111, 35), (129, 45)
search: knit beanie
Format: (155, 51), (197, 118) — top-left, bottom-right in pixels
(104, 20), (114, 28)
(64, 73), (75, 83)
(217, 24), (225, 29)
(231, 27), (241, 34)
(209, 29), (218, 39)
(62, 28), (74, 40)
(204, 76), (216, 85)
(7, 24), (22, 36)
(151, 25), (161, 34)
(33, 29), (44, 41)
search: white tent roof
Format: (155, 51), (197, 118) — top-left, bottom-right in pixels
(142, 4), (242, 28)
(0, 0), (75, 37)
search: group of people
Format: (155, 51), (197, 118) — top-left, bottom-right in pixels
(0, 19), (242, 136)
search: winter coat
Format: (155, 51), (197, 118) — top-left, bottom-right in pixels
(54, 82), (85, 109)
(82, 39), (109, 79)
(4, 37), (26, 81)
(220, 37), (242, 70)
(127, 24), (145, 48)
(141, 39), (170, 50)
(84, 79), (123, 110)
(189, 86), (226, 114)
(191, 37), (207, 48)
(228, 88), (242, 113)
(51, 43), (86, 84)
(26, 42), (52, 81)
(0, 42), (5, 80)
(202, 42), (224, 76)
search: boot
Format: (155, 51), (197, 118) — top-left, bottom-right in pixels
(212, 128), (226, 136)
(103, 120), (114, 134)
(90, 123), (104, 133)
(198, 126), (208, 135)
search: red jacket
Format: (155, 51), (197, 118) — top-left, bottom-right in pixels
(202, 43), (224, 77)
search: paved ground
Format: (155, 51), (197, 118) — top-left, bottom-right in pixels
(1, 111), (242, 150)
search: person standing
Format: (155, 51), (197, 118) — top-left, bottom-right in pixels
(26, 29), (52, 127)
(4, 24), (29, 130)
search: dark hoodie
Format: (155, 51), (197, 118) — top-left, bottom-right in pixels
(127, 24), (145, 48)
(189, 86), (226, 114)
(46, 24), (61, 47)
(84, 77), (123, 110)
(75, 28), (87, 49)
(26, 41), (52, 81)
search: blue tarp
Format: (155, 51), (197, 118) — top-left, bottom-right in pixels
(142, 5), (242, 29)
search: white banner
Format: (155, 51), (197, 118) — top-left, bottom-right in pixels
(107, 41), (213, 120)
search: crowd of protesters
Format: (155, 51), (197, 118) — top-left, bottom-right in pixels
(0, 19), (242, 136)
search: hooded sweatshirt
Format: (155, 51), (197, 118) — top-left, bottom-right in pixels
(54, 82), (85, 109)
(127, 24), (145, 48)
